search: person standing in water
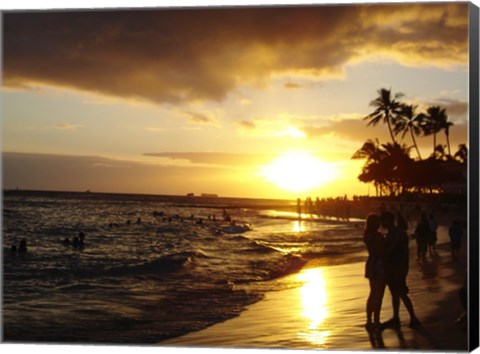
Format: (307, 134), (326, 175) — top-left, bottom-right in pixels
(296, 198), (302, 219)
(381, 212), (420, 328)
(363, 213), (386, 331)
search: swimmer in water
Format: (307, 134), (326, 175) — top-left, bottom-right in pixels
(78, 232), (85, 247)
(18, 239), (27, 253)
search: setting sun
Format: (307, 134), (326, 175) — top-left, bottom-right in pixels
(260, 151), (339, 194)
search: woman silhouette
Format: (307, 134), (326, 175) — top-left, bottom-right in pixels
(363, 213), (386, 330)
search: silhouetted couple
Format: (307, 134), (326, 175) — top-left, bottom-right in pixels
(364, 212), (420, 332)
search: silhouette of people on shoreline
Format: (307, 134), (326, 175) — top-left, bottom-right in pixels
(363, 213), (386, 331)
(381, 211), (420, 329)
(296, 198), (302, 219)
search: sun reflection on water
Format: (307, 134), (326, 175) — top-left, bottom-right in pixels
(297, 268), (331, 346)
(292, 220), (306, 233)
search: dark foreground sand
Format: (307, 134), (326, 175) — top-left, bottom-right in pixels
(162, 225), (469, 351)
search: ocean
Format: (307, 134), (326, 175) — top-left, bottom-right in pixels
(2, 190), (365, 344)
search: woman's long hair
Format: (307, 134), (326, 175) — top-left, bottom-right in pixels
(364, 213), (381, 242)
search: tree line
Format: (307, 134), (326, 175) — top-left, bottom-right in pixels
(352, 88), (468, 197)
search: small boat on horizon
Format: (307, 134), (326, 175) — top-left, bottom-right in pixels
(201, 193), (218, 198)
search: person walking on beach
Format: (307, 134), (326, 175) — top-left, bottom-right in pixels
(381, 212), (420, 329)
(449, 220), (463, 260)
(413, 212), (430, 262)
(396, 211), (408, 232)
(363, 213), (386, 331)
(427, 214), (438, 256)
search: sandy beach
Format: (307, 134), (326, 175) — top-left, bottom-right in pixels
(161, 224), (469, 351)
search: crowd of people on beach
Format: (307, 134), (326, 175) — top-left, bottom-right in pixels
(362, 208), (465, 334)
(297, 196), (352, 220)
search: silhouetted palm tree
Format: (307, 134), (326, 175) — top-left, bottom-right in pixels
(395, 104), (425, 160)
(431, 144), (449, 161)
(441, 118), (454, 156)
(423, 106), (447, 155)
(351, 138), (384, 162)
(454, 144), (468, 163)
(364, 88), (404, 144)
(352, 139), (386, 196)
(381, 142), (413, 195)
(352, 140), (414, 196)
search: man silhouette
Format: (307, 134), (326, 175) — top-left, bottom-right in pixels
(381, 211), (420, 328)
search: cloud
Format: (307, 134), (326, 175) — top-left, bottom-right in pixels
(3, 4), (468, 104)
(429, 98), (468, 122)
(238, 120), (256, 130)
(300, 114), (468, 150)
(143, 152), (273, 166)
(239, 98), (253, 106)
(183, 110), (215, 124)
(55, 123), (81, 131)
(284, 82), (304, 90)
(144, 127), (166, 132)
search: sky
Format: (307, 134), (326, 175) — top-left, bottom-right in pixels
(1, 0), (471, 200)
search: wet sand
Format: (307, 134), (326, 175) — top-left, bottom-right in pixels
(161, 225), (469, 351)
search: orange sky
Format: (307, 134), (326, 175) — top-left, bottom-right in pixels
(1, 1), (470, 199)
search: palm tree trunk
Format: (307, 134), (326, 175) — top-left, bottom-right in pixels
(410, 128), (422, 160)
(433, 132), (437, 155)
(446, 131), (451, 156)
(387, 118), (396, 144)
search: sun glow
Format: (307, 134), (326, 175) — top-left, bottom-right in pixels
(261, 151), (339, 194)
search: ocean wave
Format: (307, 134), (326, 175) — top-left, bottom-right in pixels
(241, 240), (278, 254)
(104, 251), (203, 277)
(249, 254), (306, 281)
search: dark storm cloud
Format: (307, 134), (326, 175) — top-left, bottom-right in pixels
(3, 3), (468, 104)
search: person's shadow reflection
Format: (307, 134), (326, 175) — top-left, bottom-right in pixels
(366, 325), (408, 349)
(366, 327), (385, 349)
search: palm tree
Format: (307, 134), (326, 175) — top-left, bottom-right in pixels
(352, 140), (413, 196)
(431, 144), (448, 161)
(364, 88), (404, 144)
(454, 144), (468, 163)
(394, 104), (425, 160)
(352, 139), (386, 196)
(381, 142), (414, 195)
(423, 106), (447, 155)
(351, 138), (384, 162)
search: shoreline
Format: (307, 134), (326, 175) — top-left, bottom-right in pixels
(160, 225), (468, 350)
